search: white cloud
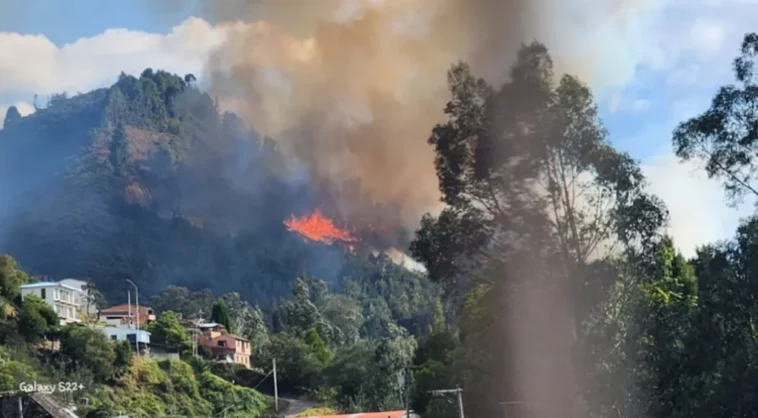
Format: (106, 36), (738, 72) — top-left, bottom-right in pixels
(686, 19), (727, 56)
(642, 151), (753, 257)
(0, 17), (226, 97)
(605, 93), (650, 114)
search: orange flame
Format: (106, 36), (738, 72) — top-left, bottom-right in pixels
(283, 208), (359, 246)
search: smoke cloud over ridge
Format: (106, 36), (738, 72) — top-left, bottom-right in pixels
(188, 0), (650, 248)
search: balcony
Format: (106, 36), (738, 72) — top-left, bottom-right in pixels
(53, 292), (79, 306)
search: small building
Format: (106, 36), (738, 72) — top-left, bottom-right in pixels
(199, 333), (252, 368)
(184, 319), (252, 368)
(99, 326), (151, 346)
(19, 282), (83, 325)
(99, 304), (156, 328)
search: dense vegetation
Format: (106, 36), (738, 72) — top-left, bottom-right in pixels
(0, 255), (268, 418)
(4, 27), (758, 418)
(148, 253), (438, 411)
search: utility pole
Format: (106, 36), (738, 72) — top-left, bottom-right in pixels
(273, 358), (279, 412)
(126, 279), (139, 353)
(456, 388), (464, 418)
(127, 290), (131, 327)
(193, 310), (203, 358)
(18, 394), (23, 418)
(431, 388), (465, 418)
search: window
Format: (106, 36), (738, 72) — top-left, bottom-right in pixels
(111, 336), (117, 341)
(218, 340), (227, 347)
(41, 288), (46, 299)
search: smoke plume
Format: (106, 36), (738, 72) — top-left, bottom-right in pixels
(194, 0), (551, 247)
(195, 0), (651, 248)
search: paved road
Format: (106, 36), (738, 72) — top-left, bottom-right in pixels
(281, 397), (318, 418)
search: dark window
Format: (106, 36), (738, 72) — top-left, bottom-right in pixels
(111, 336), (117, 341)
(127, 334), (136, 343)
(41, 289), (46, 299)
(218, 340), (226, 347)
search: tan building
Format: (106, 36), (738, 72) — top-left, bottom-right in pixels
(185, 321), (252, 368)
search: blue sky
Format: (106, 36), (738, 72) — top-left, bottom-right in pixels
(0, 0), (756, 256)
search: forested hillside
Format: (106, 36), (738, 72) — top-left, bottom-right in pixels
(0, 68), (420, 304)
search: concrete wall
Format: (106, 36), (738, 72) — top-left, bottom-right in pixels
(98, 326), (150, 344)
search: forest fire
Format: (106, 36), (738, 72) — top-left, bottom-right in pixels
(283, 208), (359, 247)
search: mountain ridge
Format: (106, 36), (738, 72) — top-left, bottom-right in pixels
(0, 68), (429, 307)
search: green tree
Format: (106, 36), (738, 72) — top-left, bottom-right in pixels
(673, 33), (758, 203)
(0, 255), (29, 318)
(280, 278), (321, 336)
(18, 295), (58, 342)
(0, 255), (29, 300)
(59, 325), (117, 382)
(322, 294), (363, 346)
(147, 311), (192, 352)
(3, 105), (21, 128)
(150, 286), (215, 319)
(113, 340), (134, 377)
(109, 122), (133, 178)
(210, 299), (232, 332)
(304, 328), (331, 363)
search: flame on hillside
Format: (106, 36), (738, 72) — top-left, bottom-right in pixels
(283, 208), (359, 247)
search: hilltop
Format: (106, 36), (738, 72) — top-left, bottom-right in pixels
(0, 69), (430, 306)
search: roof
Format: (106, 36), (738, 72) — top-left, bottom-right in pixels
(20, 282), (82, 292)
(59, 278), (87, 286)
(100, 304), (153, 315)
(211, 333), (249, 342)
(304, 411), (418, 418)
(200, 332), (249, 343)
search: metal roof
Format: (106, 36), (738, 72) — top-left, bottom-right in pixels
(20, 282), (82, 292)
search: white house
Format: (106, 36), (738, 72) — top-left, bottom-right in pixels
(19, 281), (83, 325)
(58, 278), (98, 316)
